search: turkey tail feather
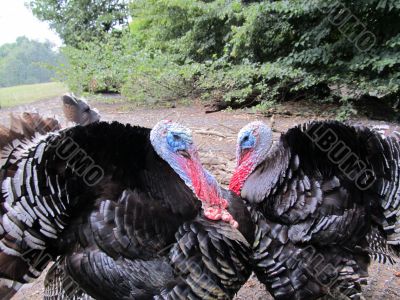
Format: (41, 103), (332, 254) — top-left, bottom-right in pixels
(0, 248), (52, 299)
(0, 113), (60, 154)
(44, 258), (94, 300)
(0, 132), (68, 299)
(375, 135), (400, 256)
(0, 98), (100, 299)
(10, 112), (61, 139)
(299, 122), (400, 259)
(365, 227), (397, 264)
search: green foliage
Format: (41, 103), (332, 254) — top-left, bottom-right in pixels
(28, 0), (129, 47)
(0, 37), (62, 87)
(253, 99), (277, 114)
(53, 0), (400, 115)
(57, 34), (129, 93)
(123, 0), (400, 109)
(121, 52), (198, 103)
(196, 59), (325, 105)
(335, 98), (358, 121)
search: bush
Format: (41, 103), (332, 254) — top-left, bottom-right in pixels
(123, 0), (399, 112)
(121, 52), (199, 103)
(57, 34), (129, 93)
(56, 0), (400, 117)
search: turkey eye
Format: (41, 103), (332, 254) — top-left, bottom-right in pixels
(173, 134), (181, 140)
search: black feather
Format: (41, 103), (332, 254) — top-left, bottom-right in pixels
(244, 121), (400, 299)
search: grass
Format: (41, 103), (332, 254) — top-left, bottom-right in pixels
(0, 82), (67, 108)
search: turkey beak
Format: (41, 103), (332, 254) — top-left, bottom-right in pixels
(177, 149), (191, 159)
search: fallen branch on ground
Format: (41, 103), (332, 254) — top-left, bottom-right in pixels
(194, 129), (227, 138)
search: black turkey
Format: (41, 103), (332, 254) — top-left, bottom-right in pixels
(230, 120), (400, 300)
(43, 187), (253, 300)
(0, 119), (252, 299)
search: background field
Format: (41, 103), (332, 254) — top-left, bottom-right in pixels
(0, 82), (67, 108)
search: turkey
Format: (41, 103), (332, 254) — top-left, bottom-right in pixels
(0, 94), (100, 149)
(1, 112), (60, 152)
(62, 94), (100, 126)
(43, 187), (253, 300)
(0, 119), (253, 300)
(230, 120), (400, 300)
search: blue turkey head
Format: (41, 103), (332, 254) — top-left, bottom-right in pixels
(230, 121), (273, 195)
(151, 120), (238, 227)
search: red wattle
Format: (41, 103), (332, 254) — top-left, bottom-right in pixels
(229, 151), (254, 195)
(179, 154), (237, 227)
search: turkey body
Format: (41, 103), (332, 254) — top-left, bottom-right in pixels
(231, 121), (400, 300)
(0, 121), (254, 300)
(45, 188), (254, 300)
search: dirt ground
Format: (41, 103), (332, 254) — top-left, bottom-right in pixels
(2, 96), (399, 300)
